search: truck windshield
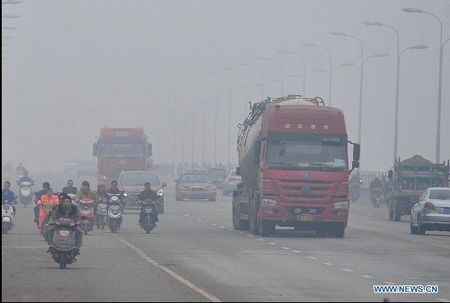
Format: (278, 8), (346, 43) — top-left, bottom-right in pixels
(119, 172), (160, 186)
(266, 136), (347, 171)
(99, 144), (145, 157)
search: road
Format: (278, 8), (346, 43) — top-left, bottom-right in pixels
(2, 185), (450, 302)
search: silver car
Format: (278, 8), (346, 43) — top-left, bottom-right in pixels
(410, 187), (450, 235)
(222, 169), (242, 196)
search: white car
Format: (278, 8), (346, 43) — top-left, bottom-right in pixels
(222, 169), (242, 196)
(410, 187), (450, 235)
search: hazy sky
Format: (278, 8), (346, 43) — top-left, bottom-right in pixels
(2, 0), (449, 172)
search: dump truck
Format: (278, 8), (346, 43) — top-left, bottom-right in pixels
(388, 155), (449, 221)
(232, 95), (360, 237)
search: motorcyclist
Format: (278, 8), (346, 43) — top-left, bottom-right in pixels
(370, 177), (383, 191)
(349, 172), (362, 187)
(95, 183), (108, 206)
(62, 179), (78, 195)
(2, 181), (17, 215)
(48, 193), (82, 255)
(17, 170), (34, 185)
(34, 182), (51, 225)
(36, 188), (59, 230)
(137, 181), (159, 225)
(106, 180), (124, 226)
(76, 180), (98, 215)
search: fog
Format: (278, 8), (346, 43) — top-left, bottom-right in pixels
(2, 0), (449, 173)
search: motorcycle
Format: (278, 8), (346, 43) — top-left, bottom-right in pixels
(48, 218), (78, 269)
(138, 199), (158, 234)
(370, 188), (384, 208)
(78, 198), (95, 235)
(349, 178), (362, 202)
(18, 181), (33, 207)
(106, 194), (123, 233)
(39, 203), (54, 240)
(2, 202), (15, 234)
(95, 200), (108, 229)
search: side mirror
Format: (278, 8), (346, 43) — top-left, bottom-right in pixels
(147, 143), (152, 156)
(236, 167), (241, 176)
(93, 143), (98, 157)
(162, 182), (167, 188)
(353, 143), (360, 162)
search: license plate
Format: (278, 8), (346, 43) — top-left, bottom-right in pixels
(59, 230), (70, 236)
(298, 214), (314, 222)
(192, 192), (204, 198)
(444, 208), (450, 214)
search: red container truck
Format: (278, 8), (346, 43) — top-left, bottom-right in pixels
(93, 127), (152, 185)
(232, 95), (360, 237)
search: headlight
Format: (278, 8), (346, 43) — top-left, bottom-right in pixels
(261, 198), (277, 207)
(157, 189), (163, 196)
(334, 201), (349, 209)
(207, 186), (216, 191)
(123, 193), (128, 197)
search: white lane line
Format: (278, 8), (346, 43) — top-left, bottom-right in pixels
(306, 256), (317, 260)
(383, 281), (396, 285)
(292, 250), (302, 253)
(281, 247), (290, 250)
(436, 298), (450, 302)
(113, 234), (221, 302)
(184, 214), (190, 217)
(341, 268), (353, 272)
(246, 234), (254, 237)
(361, 275), (374, 279)
(323, 262), (333, 266)
(257, 238), (266, 242)
(197, 218), (203, 221)
(218, 226), (225, 229)
(268, 242), (277, 245)
(211, 223), (217, 226)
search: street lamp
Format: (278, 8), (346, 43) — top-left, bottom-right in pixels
(302, 43), (332, 105)
(2, 0), (23, 4)
(359, 53), (390, 165)
(402, 8), (445, 163)
(2, 26), (15, 30)
(2, 14), (19, 18)
(329, 31), (364, 141)
(277, 49), (306, 95)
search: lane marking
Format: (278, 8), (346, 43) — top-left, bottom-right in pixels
(197, 218), (203, 221)
(306, 256), (317, 260)
(281, 247), (290, 250)
(292, 250), (302, 253)
(268, 242), (277, 245)
(218, 226), (225, 229)
(341, 268), (353, 272)
(323, 262), (333, 266)
(257, 239), (266, 242)
(384, 281), (396, 285)
(211, 224), (217, 226)
(436, 298), (450, 302)
(361, 275), (374, 279)
(113, 234), (221, 302)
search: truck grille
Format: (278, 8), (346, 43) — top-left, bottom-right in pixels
(191, 187), (205, 191)
(276, 179), (336, 203)
(286, 206), (324, 215)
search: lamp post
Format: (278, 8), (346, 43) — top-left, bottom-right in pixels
(329, 31), (364, 139)
(402, 7), (445, 163)
(277, 49), (306, 95)
(302, 43), (332, 105)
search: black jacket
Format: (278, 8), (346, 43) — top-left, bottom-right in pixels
(53, 204), (80, 221)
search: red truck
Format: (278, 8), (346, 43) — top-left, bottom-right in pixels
(93, 127), (152, 185)
(232, 95), (360, 237)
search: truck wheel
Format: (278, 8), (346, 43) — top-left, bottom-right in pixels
(333, 224), (345, 238)
(394, 209), (401, 222)
(259, 220), (274, 237)
(410, 221), (418, 234)
(232, 196), (249, 230)
(249, 196), (259, 235)
(417, 218), (426, 235)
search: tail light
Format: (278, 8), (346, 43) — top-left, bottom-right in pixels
(424, 202), (435, 210)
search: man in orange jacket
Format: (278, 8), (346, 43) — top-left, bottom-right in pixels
(36, 188), (59, 229)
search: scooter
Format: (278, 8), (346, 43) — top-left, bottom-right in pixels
(48, 218), (78, 269)
(138, 199), (158, 234)
(95, 200), (108, 229)
(106, 194), (122, 233)
(2, 202), (15, 234)
(370, 188), (384, 208)
(18, 181), (33, 207)
(78, 198), (95, 235)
